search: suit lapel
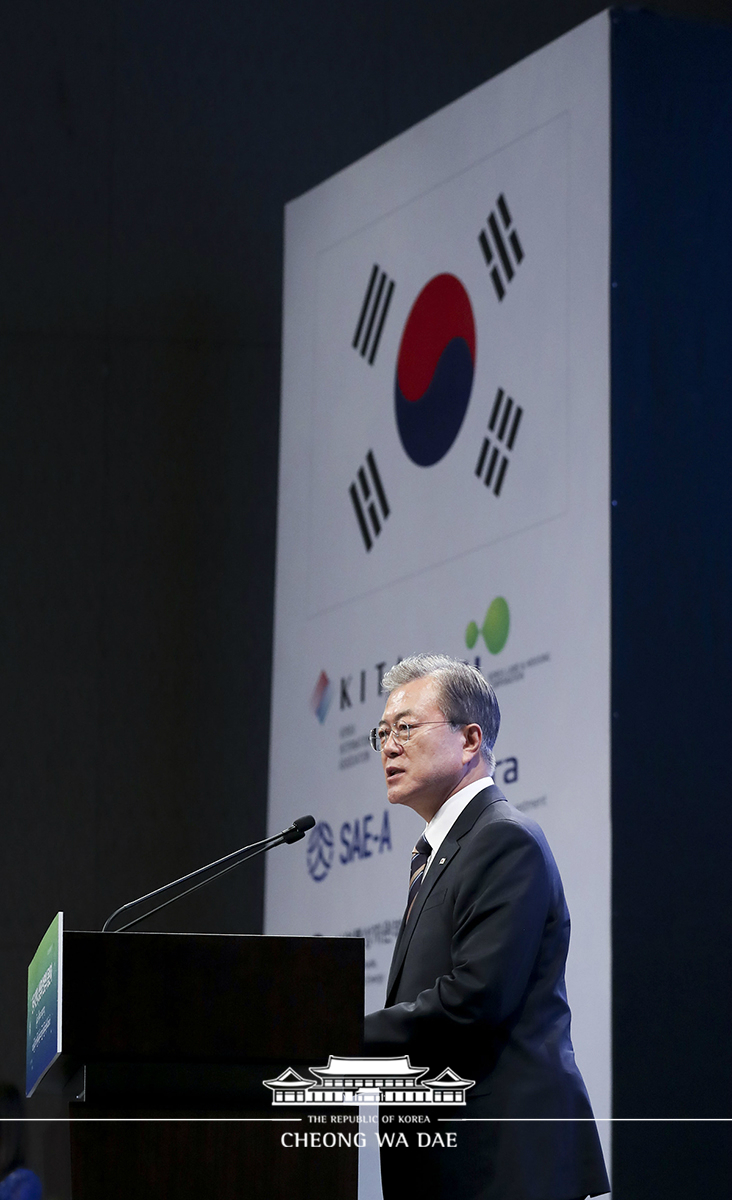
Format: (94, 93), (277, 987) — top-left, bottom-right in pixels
(386, 784), (506, 1001)
(386, 838), (460, 996)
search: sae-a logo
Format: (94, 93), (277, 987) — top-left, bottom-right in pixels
(307, 113), (569, 615)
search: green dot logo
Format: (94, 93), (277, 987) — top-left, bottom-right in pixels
(465, 620), (480, 650)
(465, 597), (510, 655)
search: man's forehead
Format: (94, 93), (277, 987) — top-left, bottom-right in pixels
(380, 675), (440, 720)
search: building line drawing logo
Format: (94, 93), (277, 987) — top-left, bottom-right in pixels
(478, 193), (524, 300)
(475, 388), (523, 496)
(349, 450), (390, 551)
(306, 822), (335, 881)
(353, 263), (395, 364)
(264, 1055), (475, 1106)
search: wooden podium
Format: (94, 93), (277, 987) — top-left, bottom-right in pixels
(46, 930), (364, 1199)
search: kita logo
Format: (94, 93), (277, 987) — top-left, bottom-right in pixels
(465, 596), (510, 655)
(310, 671), (333, 723)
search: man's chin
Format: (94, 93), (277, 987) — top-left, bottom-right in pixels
(385, 780), (408, 806)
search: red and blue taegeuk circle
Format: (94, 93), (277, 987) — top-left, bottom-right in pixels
(395, 274), (476, 467)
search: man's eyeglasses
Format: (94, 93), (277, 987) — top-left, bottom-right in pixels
(368, 721), (454, 752)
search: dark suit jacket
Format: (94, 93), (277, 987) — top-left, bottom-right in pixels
(364, 785), (610, 1200)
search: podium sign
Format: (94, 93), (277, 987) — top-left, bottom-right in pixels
(22, 927), (362, 1198)
(26, 911), (63, 1097)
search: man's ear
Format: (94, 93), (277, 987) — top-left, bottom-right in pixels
(462, 723), (483, 760)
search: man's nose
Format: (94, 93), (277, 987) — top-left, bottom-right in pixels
(383, 729), (403, 754)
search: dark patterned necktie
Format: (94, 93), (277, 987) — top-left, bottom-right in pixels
(406, 833), (431, 922)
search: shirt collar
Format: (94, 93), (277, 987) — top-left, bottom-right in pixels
(423, 776), (494, 866)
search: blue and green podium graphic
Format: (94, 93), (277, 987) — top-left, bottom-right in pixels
(26, 912), (63, 1097)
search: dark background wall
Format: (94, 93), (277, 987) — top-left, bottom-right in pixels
(1, 1), (730, 1196)
(610, 9), (732, 1195)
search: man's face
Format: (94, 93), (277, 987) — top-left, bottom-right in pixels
(378, 675), (472, 822)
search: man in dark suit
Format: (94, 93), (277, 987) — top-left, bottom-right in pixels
(363, 654), (609, 1200)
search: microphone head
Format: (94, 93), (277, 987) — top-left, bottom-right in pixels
(282, 815), (316, 844)
(293, 815), (316, 833)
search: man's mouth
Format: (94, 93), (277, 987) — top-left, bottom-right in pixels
(386, 766), (403, 780)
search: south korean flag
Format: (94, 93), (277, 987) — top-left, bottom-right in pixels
(307, 112), (569, 616)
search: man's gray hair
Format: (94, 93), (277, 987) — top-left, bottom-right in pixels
(381, 654), (500, 775)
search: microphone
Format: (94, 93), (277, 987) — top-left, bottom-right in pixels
(281, 814), (316, 844)
(102, 815), (316, 933)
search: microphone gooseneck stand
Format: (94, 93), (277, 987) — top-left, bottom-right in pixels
(102, 815), (316, 933)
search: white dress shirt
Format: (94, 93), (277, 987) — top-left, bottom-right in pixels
(421, 775), (494, 881)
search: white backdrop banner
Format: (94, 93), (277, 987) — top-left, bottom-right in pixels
(267, 11), (611, 1192)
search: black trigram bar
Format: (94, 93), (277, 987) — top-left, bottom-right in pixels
(478, 193), (524, 302)
(353, 265), (395, 364)
(349, 449), (390, 551)
(475, 388), (523, 496)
